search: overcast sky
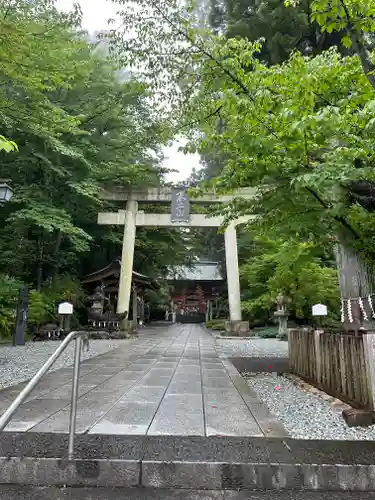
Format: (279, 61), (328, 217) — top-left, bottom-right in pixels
(56, 0), (201, 183)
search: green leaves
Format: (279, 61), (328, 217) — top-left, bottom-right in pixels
(0, 135), (18, 153)
(7, 204), (92, 251)
(240, 236), (340, 321)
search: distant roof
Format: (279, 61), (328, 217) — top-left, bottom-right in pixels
(82, 260), (155, 287)
(167, 262), (223, 281)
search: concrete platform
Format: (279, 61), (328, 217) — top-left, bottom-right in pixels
(0, 324), (286, 438)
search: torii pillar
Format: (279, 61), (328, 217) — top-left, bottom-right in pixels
(224, 223), (242, 323)
(117, 198), (137, 329)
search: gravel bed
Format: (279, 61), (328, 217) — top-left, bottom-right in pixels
(246, 373), (375, 440)
(0, 339), (128, 390)
(217, 337), (288, 358)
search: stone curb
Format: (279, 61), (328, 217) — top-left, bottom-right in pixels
(0, 458), (140, 487)
(142, 461), (375, 491)
(1, 458), (375, 491)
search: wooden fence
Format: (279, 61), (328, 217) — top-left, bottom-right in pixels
(288, 329), (375, 409)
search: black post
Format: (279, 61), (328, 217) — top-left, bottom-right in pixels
(14, 286), (28, 346)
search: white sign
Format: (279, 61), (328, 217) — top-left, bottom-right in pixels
(312, 304), (328, 316)
(58, 302), (73, 315)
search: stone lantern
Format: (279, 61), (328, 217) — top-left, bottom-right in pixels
(274, 294), (291, 340)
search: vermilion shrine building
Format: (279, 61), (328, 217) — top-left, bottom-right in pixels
(167, 261), (224, 323)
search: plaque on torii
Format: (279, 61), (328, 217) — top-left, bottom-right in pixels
(171, 188), (190, 223)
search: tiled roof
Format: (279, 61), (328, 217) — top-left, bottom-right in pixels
(167, 262), (223, 281)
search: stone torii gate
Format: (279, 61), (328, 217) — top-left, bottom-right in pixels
(98, 187), (254, 334)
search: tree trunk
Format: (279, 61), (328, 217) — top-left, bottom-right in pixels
(52, 230), (63, 283)
(36, 238), (44, 291)
(36, 261), (43, 292)
(335, 233), (375, 330)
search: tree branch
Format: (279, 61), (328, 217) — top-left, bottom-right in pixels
(339, 0), (375, 90)
(304, 186), (362, 242)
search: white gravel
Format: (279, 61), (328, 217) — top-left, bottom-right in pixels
(0, 340), (127, 390)
(246, 373), (375, 440)
(217, 338), (288, 358)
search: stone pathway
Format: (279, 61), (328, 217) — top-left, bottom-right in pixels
(0, 324), (286, 437)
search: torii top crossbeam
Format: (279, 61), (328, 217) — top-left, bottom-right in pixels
(100, 186), (255, 204)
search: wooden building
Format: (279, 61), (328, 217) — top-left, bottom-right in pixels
(82, 259), (156, 325)
(166, 261), (224, 323)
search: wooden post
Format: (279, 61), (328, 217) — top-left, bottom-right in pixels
(139, 297), (145, 326)
(363, 333), (375, 409)
(132, 285), (138, 332)
(205, 300), (210, 323)
(339, 335), (347, 396)
(314, 330), (323, 386)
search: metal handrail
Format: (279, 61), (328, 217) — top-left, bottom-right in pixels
(0, 330), (89, 459)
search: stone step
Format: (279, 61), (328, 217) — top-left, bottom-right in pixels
(1, 486), (375, 500)
(1, 433), (375, 491)
(1, 456), (375, 491)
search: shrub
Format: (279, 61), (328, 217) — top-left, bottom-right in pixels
(254, 326), (279, 338)
(206, 319), (226, 331)
(43, 275), (85, 308)
(0, 275), (23, 338)
(28, 290), (55, 328)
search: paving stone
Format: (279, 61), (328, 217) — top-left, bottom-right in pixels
(179, 360), (201, 367)
(89, 401), (159, 435)
(120, 385), (166, 404)
(126, 364), (154, 372)
(201, 362), (224, 369)
(203, 390), (245, 406)
(202, 369), (228, 378)
(145, 368), (176, 377)
(153, 362), (178, 369)
(32, 389), (131, 433)
(203, 378), (235, 389)
(91, 368), (124, 376)
(4, 399), (71, 432)
(168, 379), (202, 394)
(37, 384), (98, 400)
(205, 403), (263, 437)
(142, 375), (172, 387)
(79, 373), (118, 385)
(148, 394), (204, 436)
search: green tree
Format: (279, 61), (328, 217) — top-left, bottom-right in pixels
(111, 0), (375, 326)
(239, 235), (340, 325)
(214, 0), (346, 64)
(288, 0), (375, 88)
(0, 0), (195, 308)
(0, 275), (23, 337)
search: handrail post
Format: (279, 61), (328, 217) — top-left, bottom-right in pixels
(68, 335), (82, 460)
(0, 331), (82, 431)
